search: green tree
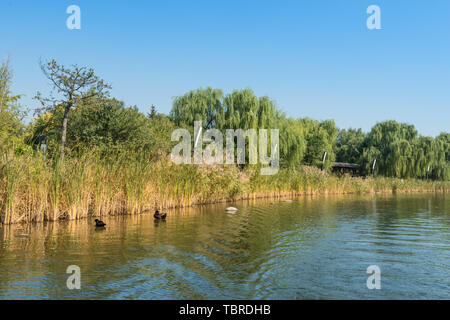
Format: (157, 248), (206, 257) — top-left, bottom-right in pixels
(301, 118), (338, 169)
(170, 87), (278, 132)
(335, 128), (366, 164)
(170, 87), (224, 130)
(222, 89), (275, 130)
(411, 136), (436, 178)
(170, 87), (280, 166)
(361, 121), (418, 177)
(0, 57), (25, 148)
(27, 97), (175, 159)
(432, 133), (450, 180)
(149, 105), (157, 119)
(36, 59), (111, 159)
(276, 116), (306, 168)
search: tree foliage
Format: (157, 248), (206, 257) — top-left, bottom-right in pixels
(334, 120), (450, 181)
(171, 87), (224, 130)
(336, 128), (366, 164)
(171, 87), (279, 132)
(35, 59), (111, 159)
(27, 97), (175, 159)
(0, 57), (25, 148)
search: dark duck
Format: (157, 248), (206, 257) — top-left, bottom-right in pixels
(95, 219), (106, 227)
(154, 210), (167, 219)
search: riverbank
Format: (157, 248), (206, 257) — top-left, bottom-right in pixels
(1, 151), (448, 225)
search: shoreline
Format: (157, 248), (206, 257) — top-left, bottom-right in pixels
(1, 187), (447, 226)
(1, 153), (448, 226)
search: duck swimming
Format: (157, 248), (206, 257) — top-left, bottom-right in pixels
(154, 210), (167, 219)
(95, 219), (106, 227)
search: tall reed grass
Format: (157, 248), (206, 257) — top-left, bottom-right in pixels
(0, 148), (448, 225)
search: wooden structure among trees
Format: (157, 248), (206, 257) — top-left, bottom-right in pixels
(332, 162), (360, 176)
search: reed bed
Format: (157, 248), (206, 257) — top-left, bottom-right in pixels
(0, 149), (448, 225)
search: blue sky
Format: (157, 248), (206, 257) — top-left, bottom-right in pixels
(1, 0), (449, 136)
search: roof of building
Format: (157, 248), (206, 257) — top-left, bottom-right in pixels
(332, 162), (360, 169)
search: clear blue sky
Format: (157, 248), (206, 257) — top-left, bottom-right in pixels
(1, 0), (449, 136)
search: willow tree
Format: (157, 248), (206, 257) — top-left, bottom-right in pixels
(170, 87), (280, 166)
(386, 139), (414, 178)
(36, 59), (111, 159)
(221, 89), (280, 167)
(171, 87), (278, 132)
(276, 116), (307, 168)
(361, 146), (381, 175)
(222, 89), (259, 130)
(411, 136), (436, 178)
(170, 87), (224, 130)
(362, 121), (418, 177)
(432, 133), (450, 180)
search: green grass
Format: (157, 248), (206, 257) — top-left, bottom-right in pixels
(0, 148), (448, 225)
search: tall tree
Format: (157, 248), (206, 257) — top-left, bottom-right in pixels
(36, 59), (111, 159)
(335, 128), (366, 164)
(149, 104), (157, 119)
(0, 57), (24, 147)
(300, 118), (338, 169)
(361, 121), (418, 177)
(276, 116), (307, 168)
(170, 87), (224, 130)
(432, 133), (450, 180)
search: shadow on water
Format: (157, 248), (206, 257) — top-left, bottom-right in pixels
(0, 193), (448, 299)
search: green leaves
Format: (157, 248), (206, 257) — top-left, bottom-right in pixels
(27, 97), (176, 159)
(0, 57), (25, 149)
(171, 87), (224, 130)
(170, 87), (278, 133)
(35, 59), (113, 158)
(355, 120), (449, 180)
(336, 128), (366, 164)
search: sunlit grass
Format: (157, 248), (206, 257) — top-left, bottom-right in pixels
(0, 148), (448, 224)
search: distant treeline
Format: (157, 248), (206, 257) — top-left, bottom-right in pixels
(1, 59), (449, 181)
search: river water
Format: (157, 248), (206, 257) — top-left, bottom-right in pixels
(0, 193), (448, 299)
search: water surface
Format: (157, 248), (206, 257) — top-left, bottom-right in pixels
(0, 193), (448, 299)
